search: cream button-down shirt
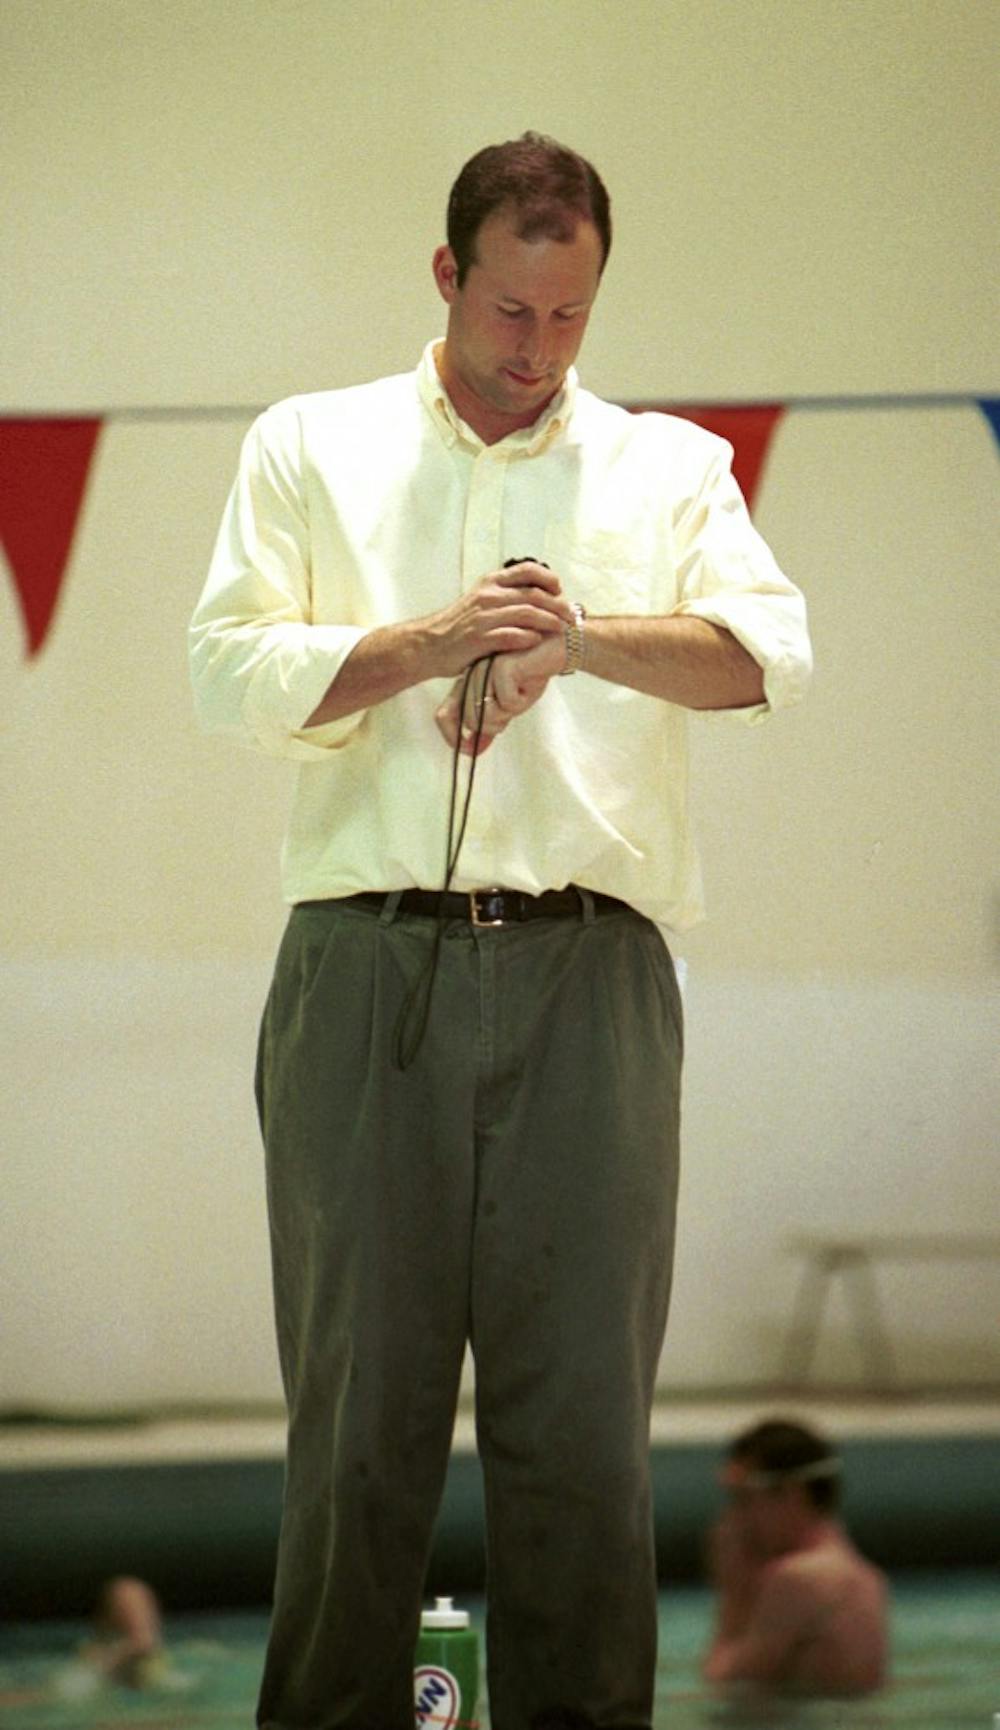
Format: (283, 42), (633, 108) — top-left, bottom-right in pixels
(190, 342), (811, 931)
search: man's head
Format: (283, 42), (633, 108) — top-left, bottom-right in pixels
(445, 132), (612, 289)
(721, 1419), (842, 1558)
(432, 134), (610, 443)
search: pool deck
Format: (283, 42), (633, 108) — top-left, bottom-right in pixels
(2, 1388), (999, 1469)
(2, 1392), (998, 1618)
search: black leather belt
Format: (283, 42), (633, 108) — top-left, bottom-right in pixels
(300, 886), (631, 926)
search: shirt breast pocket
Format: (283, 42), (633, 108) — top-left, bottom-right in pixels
(544, 523), (656, 613)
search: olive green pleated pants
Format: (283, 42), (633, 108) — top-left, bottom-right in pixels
(254, 894), (683, 1730)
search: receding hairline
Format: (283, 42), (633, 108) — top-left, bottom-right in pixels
(463, 199), (607, 278)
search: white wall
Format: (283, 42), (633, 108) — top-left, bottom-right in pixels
(2, 0), (998, 1410)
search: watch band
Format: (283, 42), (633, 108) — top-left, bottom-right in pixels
(560, 601), (587, 675)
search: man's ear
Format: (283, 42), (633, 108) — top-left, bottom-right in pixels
(432, 244), (460, 305)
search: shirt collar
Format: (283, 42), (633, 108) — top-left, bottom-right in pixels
(417, 340), (576, 457)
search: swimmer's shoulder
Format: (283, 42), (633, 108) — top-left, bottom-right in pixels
(770, 1536), (887, 1605)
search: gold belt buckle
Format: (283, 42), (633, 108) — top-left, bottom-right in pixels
(469, 887), (507, 927)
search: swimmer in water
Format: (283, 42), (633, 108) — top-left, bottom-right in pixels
(702, 1417), (889, 1696)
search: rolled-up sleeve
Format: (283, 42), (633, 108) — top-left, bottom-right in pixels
(669, 437), (812, 722)
(189, 405), (369, 759)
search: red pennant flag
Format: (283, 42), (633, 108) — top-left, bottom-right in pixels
(0, 418), (103, 657)
(631, 403), (785, 512)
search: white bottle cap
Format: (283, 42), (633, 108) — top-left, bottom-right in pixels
(421, 1596), (469, 1630)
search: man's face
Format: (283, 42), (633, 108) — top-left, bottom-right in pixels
(433, 206), (604, 437)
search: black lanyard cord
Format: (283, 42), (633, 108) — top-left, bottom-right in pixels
(392, 652), (497, 1070)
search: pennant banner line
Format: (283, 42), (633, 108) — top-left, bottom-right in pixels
(2, 396), (998, 659)
(4, 389), (995, 419)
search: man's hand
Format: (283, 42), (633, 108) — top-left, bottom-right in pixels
(491, 633), (565, 711)
(706, 1510), (767, 1638)
(433, 658), (509, 757)
(432, 566), (571, 755)
(434, 627), (568, 756)
(422, 560), (572, 679)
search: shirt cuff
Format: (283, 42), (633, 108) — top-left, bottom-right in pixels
(242, 624), (371, 758)
(672, 597), (812, 724)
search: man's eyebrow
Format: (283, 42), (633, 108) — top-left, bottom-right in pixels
(498, 294), (590, 312)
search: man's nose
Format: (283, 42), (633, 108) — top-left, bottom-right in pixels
(515, 317), (548, 372)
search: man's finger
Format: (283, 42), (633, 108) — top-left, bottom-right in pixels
(495, 561), (561, 594)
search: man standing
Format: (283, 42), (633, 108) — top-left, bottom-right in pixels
(190, 133), (811, 1730)
(703, 1418), (889, 1695)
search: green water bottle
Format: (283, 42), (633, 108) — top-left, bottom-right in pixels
(414, 1595), (479, 1730)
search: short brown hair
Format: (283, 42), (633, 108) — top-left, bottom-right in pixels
(446, 131), (612, 287)
(729, 1418), (842, 1512)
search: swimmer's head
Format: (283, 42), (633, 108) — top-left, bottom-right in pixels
(725, 1418), (842, 1513)
(719, 1418), (844, 1558)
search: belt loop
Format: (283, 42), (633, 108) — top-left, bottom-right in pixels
(379, 890), (404, 926)
(577, 886), (596, 925)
